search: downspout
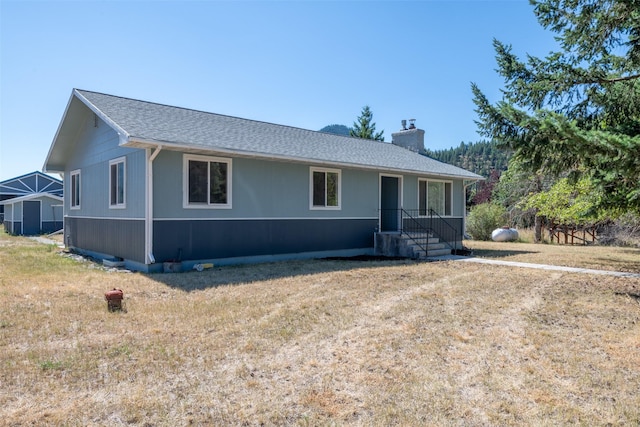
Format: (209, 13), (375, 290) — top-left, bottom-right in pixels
(50, 204), (63, 236)
(145, 146), (162, 264)
(463, 179), (479, 242)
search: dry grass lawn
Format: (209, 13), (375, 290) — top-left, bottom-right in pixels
(1, 232), (639, 426)
(465, 237), (640, 274)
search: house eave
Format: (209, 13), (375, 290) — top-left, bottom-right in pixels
(0, 193), (64, 205)
(124, 137), (484, 180)
(73, 89), (130, 139)
(43, 89), (130, 173)
(43, 91), (76, 173)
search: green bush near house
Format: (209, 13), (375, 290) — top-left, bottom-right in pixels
(466, 203), (508, 241)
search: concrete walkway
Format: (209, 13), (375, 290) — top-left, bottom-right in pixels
(433, 255), (640, 278)
(28, 236), (65, 248)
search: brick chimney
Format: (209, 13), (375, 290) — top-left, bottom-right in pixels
(391, 119), (424, 153)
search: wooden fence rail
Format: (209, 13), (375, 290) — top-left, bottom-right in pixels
(548, 225), (597, 245)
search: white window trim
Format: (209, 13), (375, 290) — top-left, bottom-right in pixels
(418, 178), (453, 217)
(183, 154), (232, 209)
(70, 169), (81, 210)
(109, 157), (127, 209)
(309, 166), (341, 210)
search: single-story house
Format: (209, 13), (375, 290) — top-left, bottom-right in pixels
(1, 171), (64, 235)
(43, 89), (482, 272)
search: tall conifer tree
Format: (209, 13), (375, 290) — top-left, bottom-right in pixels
(472, 0), (640, 213)
(350, 106), (384, 141)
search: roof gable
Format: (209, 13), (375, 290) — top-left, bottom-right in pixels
(0, 171), (63, 197)
(46, 89), (483, 180)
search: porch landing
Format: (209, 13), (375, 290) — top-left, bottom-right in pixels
(374, 232), (452, 260)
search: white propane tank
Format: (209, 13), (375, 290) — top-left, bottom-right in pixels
(491, 227), (519, 242)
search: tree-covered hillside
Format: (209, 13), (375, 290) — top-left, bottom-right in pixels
(319, 124), (351, 136)
(424, 140), (512, 178)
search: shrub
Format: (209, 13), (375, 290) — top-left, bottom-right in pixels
(598, 213), (640, 247)
(466, 203), (508, 241)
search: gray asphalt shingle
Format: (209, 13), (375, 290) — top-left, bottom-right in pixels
(76, 89), (482, 179)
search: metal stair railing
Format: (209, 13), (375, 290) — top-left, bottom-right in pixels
(399, 209), (432, 257)
(401, 208), (459, 256)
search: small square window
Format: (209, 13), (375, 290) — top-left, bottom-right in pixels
(310, 167), (341, 209)
(184, 155), (232, 208)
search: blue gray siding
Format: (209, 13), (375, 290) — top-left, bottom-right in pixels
(3, 220), (20, 234)
(59, 112), (145, 259)
(150, 153), (381, 263)
(2, 204), (15, 233)
(153, 218), (377, 263)
(153, 152), (380, 220)
(4, 203), (16, 223)
(64, 113), (145, 218)
(65, 217), (145, 263)
(60, 142), (467, 265)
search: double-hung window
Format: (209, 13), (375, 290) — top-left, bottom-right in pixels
(419, 179), (452, 216)
(184, 154), (232, 208)
(109, 157), (126, 208)
(310, 167), (340, 209)
(70, 169), (81, 209)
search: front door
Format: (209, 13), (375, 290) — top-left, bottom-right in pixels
(380, 176), (401, 232)
(23, 200), (41, 235)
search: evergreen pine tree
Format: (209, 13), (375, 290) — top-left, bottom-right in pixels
(350, 106), (384, 141)
(472, 0), (640, 213)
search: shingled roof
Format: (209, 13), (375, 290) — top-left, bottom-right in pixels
(46, 89), (482, 180)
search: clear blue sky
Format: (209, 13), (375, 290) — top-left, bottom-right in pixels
(0, 0), (558, 181)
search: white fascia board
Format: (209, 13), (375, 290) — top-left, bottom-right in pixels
(0, 193), (64, 205)
(464, 178), (484, 186)
(124, 137), (483, 180)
